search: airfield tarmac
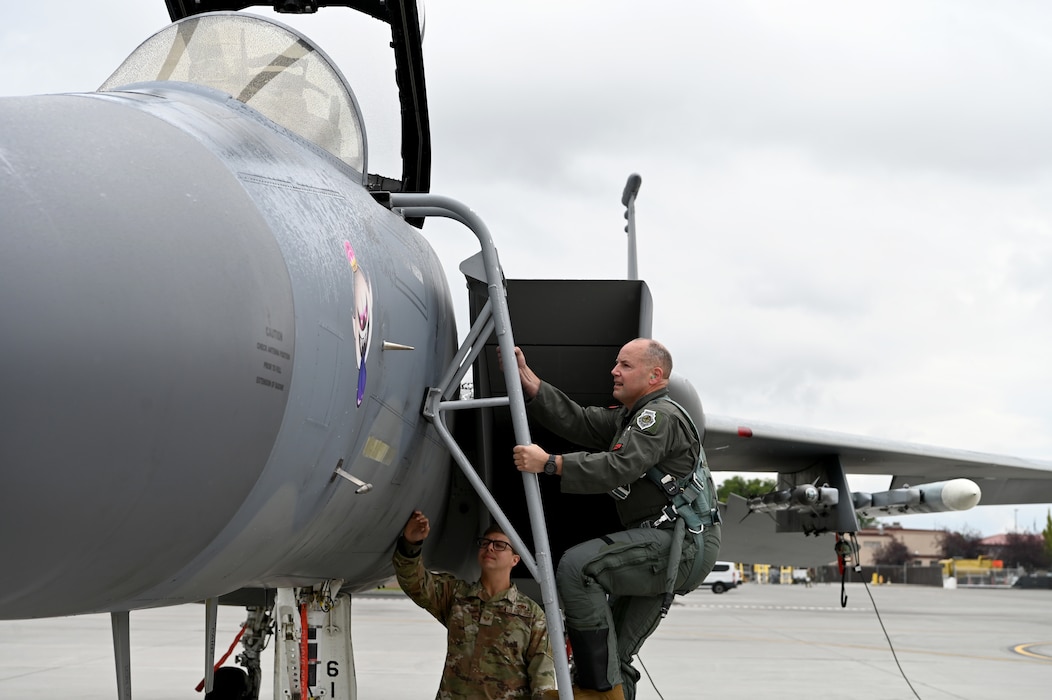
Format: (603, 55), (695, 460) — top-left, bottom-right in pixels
(1, 582), (1049, 699)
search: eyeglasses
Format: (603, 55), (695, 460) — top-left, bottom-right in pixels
(476, 537), (513, 553)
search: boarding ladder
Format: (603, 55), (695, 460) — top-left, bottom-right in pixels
(389, 193), (573, 699)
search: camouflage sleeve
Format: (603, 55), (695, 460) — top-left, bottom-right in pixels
(392, 539), (460, 626)
(528, 381), (619, 450)
(525, 602), (558, 698)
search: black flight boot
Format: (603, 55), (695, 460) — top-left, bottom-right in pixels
(566, 627), (613, 692)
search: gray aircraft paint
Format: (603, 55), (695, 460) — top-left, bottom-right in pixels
(0, 15), (463, 618)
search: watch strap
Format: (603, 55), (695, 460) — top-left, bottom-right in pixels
(544, 453), (557, 475)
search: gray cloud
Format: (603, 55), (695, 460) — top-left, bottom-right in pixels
(3, 0), (1051, 537)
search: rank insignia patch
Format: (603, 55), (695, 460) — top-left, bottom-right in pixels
(636, 409), (658, 431)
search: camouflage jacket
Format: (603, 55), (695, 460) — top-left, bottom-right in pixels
(393, 540), (557, 699)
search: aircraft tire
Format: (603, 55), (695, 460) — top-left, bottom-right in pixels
(204, 666), (251, 700)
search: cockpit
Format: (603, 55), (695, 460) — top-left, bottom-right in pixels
(99, 12), (366, 180)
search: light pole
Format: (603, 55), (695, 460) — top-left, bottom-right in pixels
(622, 173), (642, 280)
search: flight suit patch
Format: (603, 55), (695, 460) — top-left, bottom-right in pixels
(635, 409), (659, 431)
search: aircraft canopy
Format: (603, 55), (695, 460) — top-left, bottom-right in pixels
(100, 12), (366, 178)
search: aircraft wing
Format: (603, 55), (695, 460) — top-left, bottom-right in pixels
(704, 413), (1052, 506)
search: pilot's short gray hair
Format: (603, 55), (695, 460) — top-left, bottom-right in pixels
(642, 339), (673, 378)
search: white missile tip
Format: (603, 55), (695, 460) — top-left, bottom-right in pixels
(942, 478), (981, 511)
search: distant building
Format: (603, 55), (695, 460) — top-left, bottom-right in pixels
(978, 533), (1010, 548)
(854, 523), (943, 567)
(976, 533), (1043, 550)
(978, 532), (1046, 566)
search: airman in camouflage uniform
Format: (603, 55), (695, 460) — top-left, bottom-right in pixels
(511, 339), (721, 700)
(393, 510), (558, 699)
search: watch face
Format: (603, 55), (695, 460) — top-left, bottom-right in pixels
(544, 457), (556, 475)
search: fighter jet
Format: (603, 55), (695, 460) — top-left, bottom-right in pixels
(3, 3), (1052, 699)
(0, 4), (514, 698)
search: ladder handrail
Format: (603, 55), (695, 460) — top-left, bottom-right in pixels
(390, 193), (573, 699)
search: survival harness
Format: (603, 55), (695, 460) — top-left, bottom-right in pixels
(638, 398), (722, 614)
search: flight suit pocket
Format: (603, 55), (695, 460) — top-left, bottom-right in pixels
(582, 537), (666, 597)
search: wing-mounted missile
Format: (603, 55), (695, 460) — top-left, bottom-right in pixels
(853, 478), (981, 518)
(713, 457), (856, 563)
(746, 484), (840, 515)
(740, 477), (981, 526)
(760, 457), (860, 535)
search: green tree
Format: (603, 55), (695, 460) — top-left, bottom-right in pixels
(937, 528), (984, 558)
(1042, 510), (1052, 562)
(873, 538), (912, 566)
(997, 532), (1050, 572)
(717, 475), (777, 502)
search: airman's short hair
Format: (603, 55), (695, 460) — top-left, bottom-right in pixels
(642, 339), (672, 378)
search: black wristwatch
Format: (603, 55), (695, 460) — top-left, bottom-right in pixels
(544, 453), (558, 475)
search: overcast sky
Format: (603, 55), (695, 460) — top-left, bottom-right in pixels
(4, 1), (1052, 537)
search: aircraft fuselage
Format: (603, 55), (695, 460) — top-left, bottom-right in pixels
(0, 76), (461, 618)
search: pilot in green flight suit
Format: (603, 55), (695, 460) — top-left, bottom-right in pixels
(511, 339), (721, 700)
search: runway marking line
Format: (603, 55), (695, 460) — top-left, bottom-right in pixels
(677, 602), (870, 613)
(653, 630), (1049, 664)
(1012, 642), (1052, 662)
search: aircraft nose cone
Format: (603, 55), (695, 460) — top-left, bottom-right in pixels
(0, 93), (295, 617)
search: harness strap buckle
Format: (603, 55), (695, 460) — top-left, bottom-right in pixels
(657, 473), (679, 498)
(642, 504), (678, 529)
